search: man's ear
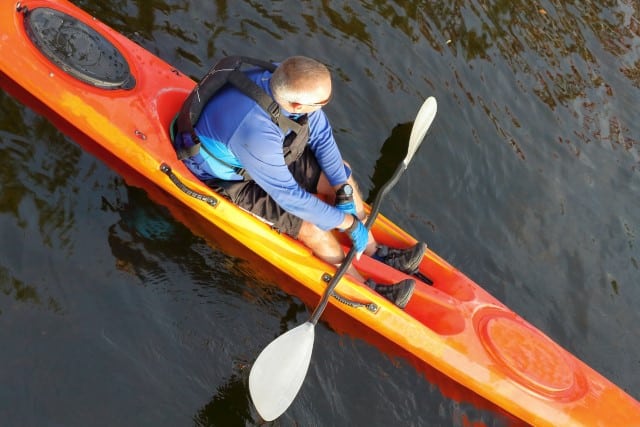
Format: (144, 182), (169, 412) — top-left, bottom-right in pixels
(289, 102), (302, 112)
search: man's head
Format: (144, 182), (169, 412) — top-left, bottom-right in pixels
(271, 56), (332, 114)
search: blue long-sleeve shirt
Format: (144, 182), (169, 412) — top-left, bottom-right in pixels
(189, 68), (349, 231)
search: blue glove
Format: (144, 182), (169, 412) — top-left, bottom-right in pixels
(335, 200), (357, 216)
(342, 215), (368, 256)
(335, 184), (357, 216)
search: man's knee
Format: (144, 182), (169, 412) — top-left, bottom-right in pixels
(297, 221), (334, 248)
(297, 221), (320, 241)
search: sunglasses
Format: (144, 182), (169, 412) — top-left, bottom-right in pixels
(294, 91), (333, 107)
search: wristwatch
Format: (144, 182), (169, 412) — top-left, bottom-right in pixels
(337, 184), (353, 197)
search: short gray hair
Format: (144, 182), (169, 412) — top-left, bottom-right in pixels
(271, 56), (331, 104)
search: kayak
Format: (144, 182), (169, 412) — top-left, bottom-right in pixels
(1, 0), (639, 425)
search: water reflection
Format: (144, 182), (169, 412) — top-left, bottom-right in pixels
(0, 93), (78, 316)
(0, 265), (62, 316)
(102, 179), (268, 298)
(367, 121), (410, 204)
(415, 0), (640, 156)
(194, 373), (254, 427)
(0, 91), (85, 249)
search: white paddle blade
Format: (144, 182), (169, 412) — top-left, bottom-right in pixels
(406, 96), (437, 166)
(249, 322), (316, 421)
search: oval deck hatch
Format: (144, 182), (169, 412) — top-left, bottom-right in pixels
(474, 307), (588, 401)
(24, 7), (135, 90)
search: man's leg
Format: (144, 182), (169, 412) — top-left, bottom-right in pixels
(296, 220), (367, 281)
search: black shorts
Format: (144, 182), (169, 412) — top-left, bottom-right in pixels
(205, 146), (322, 237)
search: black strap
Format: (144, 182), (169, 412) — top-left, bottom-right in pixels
(226, 70), (302, 135)
(176, 56), (278, 135)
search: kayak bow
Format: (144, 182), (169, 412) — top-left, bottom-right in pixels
(1, 1), (639, 425)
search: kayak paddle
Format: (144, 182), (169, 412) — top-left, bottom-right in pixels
(249, 96), (438, 421)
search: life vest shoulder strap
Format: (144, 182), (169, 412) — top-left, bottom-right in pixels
(226, 70), (302, 134)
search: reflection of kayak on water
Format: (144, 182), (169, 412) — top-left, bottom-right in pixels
(1, 1), (639, 425)
(102, 185), (176, 242)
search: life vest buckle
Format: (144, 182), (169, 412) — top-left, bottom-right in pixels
(267, 101), (280, 122)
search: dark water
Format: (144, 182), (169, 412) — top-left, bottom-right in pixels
(1, 1), (639, 426)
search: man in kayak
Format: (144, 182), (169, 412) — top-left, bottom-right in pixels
(172, 56), (426, 309)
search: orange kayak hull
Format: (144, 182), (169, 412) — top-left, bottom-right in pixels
(2, 1), (639, 425)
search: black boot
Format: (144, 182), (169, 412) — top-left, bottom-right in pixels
(374, 242), (427, 274)
(365, 278), (415, 309)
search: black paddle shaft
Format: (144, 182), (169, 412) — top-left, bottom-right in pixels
(309, 161), (408, 325)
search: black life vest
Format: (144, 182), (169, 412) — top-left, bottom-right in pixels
(171, 56), (310, 177)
